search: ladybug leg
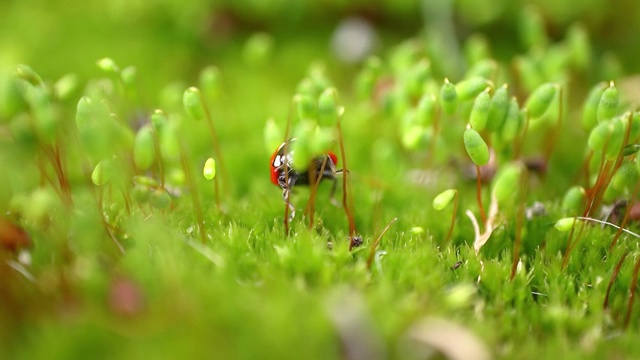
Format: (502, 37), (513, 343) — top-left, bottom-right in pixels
(279, 171), (298, 220)
(282, 187), (296, 220)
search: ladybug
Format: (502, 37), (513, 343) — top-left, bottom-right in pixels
(270, 138), (342, 216)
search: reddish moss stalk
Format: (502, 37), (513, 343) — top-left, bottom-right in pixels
(336, 120), (357, 248)
(610, 182), (640, 251)
(604, 253), (628, 310)
(624, 255), (640, 328)
(305, 157), (329, 230)
(282, 101), (294, 237)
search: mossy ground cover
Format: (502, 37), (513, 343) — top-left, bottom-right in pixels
(2, 1), (640, 359)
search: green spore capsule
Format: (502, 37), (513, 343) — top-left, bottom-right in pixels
(486, 84), (509, 132)
(463, 128), (490, 166)
(96, 58), (120, 74)
(604, 117), (625, 159)
(416, 94), (437, 127)
(318, 87), (339, 126)
(16, 64), (44, 86)
(440, 78), (458, 116)
(199, 65), (221, 102)
(623, 144), (640, 157)
(132, 184), (151, 204)
(466, 59), (497, 80)
(168, 168), (186, 186)
(561, 186), (586, 213)
(243, 32), (273, 67)
(311, 126), (335, 156)
(120, 66), (137, 89)
(518, 6), (548, 50)
(587, 121), (612, 152)
(406, 60), (431, 97)
(54, 73), (79, 101)
(611, 161), (638, 192)
(25, 188), (58, 224)
(469, 88), (491, 131)
(25, 86), (57, 142)
(566, 23), (590, 70)
(515, 56), (544, 93)
(150, 109), (168, 131)
(295, 94), (316, 121)
(203, 158), (216, 180)
(581, 82), (606, 130)
(463, 34), (491, 65)
(455, 76), (491, 102)
(183, 87), (206, 121)
(133, 175), (158, 187)
(133, 125), (155, 171)
(597, 82), (619, 122)
(501, 97), (523, 142)
(150, 189), (172, 209)
(75, 96), (92, 129)
(555, 217), (578, 232)
(264, 118), (282, 153)
(433, 189), (457, 211)
(492, 164), (522, 206)
(525, 83), (557, 119)
(602, 183), (622, 203)
(355, 56), (381, 100)
(159, 121), (180, 160)
(290, 121), (315, 171)
(91, 158), (113, 186)
(401, 125), (428, 150)
(630, 112), (640, 140)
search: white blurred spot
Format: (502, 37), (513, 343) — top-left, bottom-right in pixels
(331, 17), (377, 64)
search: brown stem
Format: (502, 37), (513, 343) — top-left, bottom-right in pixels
(624, 255), (640, 329)
(120, 187), (132, 215)
(588, 113), (633, 217)
(179, 143), (207, 244)
(604, 252), (628, 310)
(475, 165), (487, 224)
(48, 144), (73, 206)
(561, 217), (580, 270)
(282, 100), (294, 237)
(337, 120), (357, 244)
(366, 217), (398, 270)
(610, 181), (640, 251)
(305, 157), (328, 230)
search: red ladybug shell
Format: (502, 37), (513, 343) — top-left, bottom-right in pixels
(269, 140), (338, 186)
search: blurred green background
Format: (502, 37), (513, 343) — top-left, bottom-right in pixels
(4, 0), (640, 359)
(3, 0), (640, 92)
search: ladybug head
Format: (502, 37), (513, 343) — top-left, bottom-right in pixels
(327, 151), (338, 167)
